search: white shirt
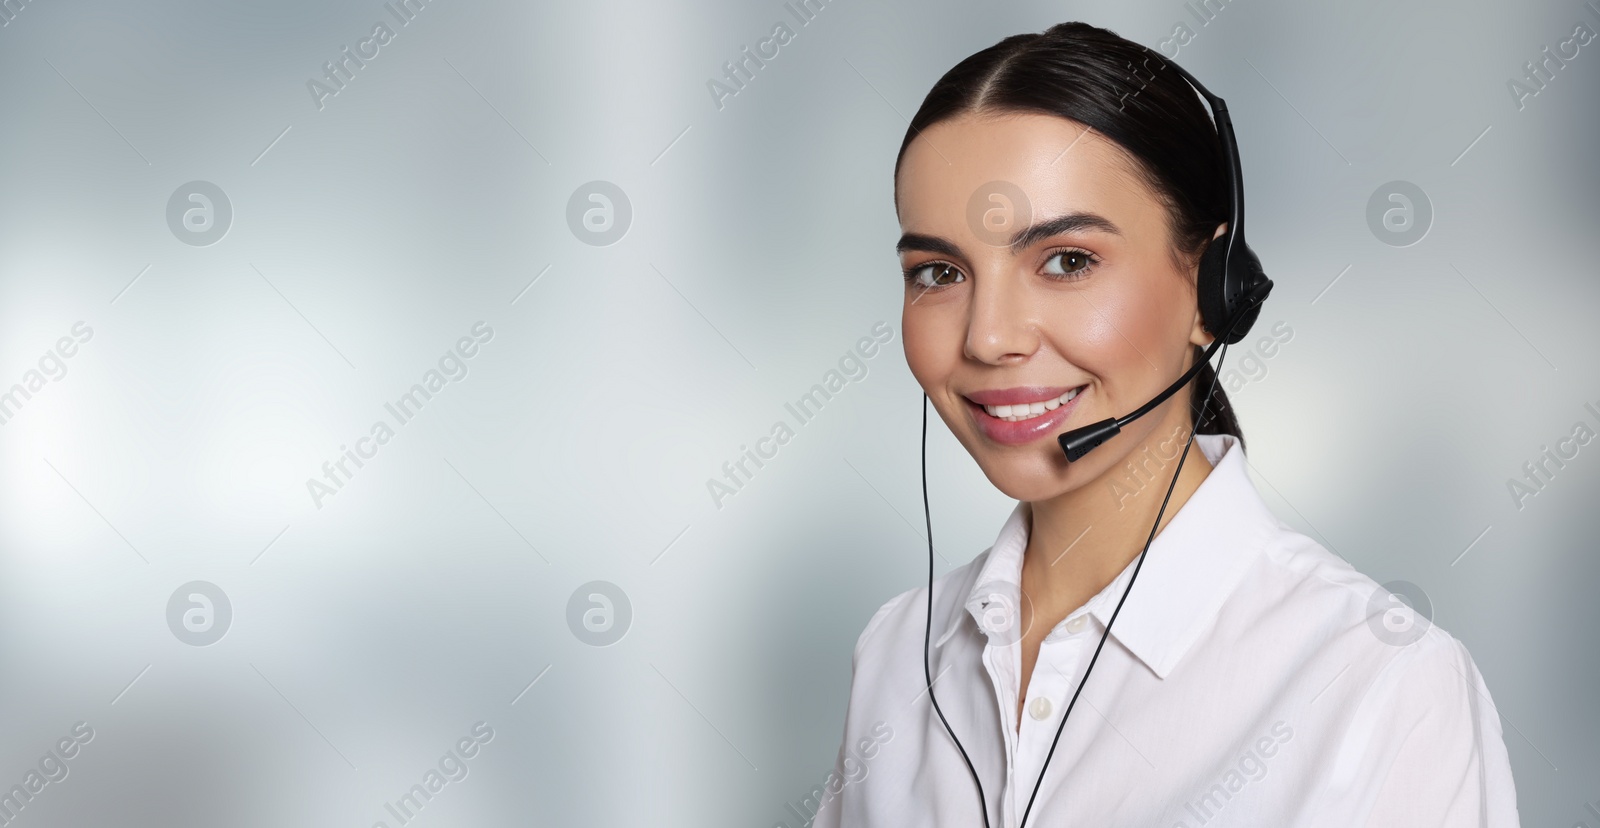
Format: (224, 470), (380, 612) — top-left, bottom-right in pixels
(812, 433), (1519, 827)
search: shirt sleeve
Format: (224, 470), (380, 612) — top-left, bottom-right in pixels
(1324, 632), (1522, 827)
(812, 591), (910, 828)
(810, 743), (847, 828)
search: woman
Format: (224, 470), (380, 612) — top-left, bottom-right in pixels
(813, 21), (1519, 828)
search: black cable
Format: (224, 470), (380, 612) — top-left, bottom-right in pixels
(922, 393), (993, 828)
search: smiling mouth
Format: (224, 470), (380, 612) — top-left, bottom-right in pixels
(977, 386), (1086, 422)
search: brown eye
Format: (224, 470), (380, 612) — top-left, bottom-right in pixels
(1043, 249), (1100, 280)
(906, 262), (965, 289)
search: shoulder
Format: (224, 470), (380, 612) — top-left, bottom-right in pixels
(1278, 543), (1522, 823)
(1220, 524), (1519, 819)
(1241, 519), (1435, 652)
(851, 549), (990, 666)
(1242, 522), (1503, 727)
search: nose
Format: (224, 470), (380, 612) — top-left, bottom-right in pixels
(964, 270), (1039, 365)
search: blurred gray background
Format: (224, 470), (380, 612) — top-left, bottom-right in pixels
(0, 0), (1596, 825)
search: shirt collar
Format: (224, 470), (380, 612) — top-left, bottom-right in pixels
(938, 432), (1277, 679)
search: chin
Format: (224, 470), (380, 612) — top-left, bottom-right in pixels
(967, 442), (1089, 503)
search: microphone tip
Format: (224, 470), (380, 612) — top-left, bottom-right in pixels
(1058, 418), (1122, 462)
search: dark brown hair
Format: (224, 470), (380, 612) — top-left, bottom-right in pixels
(892, 21), (1244, 447)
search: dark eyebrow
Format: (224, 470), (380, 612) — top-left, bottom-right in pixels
(895, 232), (962, 257)
(1009, 211), (1122, 251)
(895, 211), (1122, 258)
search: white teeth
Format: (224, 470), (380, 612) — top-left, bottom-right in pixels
(980, 387), (1083, 422)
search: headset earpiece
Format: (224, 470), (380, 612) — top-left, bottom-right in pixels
(1198, 232), (1267, 346)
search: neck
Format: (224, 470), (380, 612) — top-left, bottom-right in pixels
(1019, 405), (1217, 622)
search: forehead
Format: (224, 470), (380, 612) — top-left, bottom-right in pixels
(895, 110), (1166, 245)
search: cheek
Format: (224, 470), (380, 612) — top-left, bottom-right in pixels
(1037, 291), (1141, 379)
(1083, 279), (1184, 360)
(900, 305), (956, 386)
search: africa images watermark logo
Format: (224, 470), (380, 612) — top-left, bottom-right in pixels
(166, 581), (233, 647)
(776, 720), (893, 827)
(0, 721), (95, 825)
(370, 721), (494, 827)
(1505, 3), (1597, 112)
(705, 0), (838, 111)
(304, 321), (494, 509)
(566, 581), (632, 647)
(1366, 580), (1433, 647)
(1506, 396), (1600, 511)
(705, 320), (894, 510)
(0, 321), (93, 427)
(1170, 720), (1292, 827)
(305, 0), (432, 111)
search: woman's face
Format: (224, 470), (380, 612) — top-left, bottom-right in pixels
(895, 110), (1215, 502)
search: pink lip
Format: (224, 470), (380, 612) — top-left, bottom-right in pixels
(965, 386), (1080, 406)
(963, 385), (1088, 446)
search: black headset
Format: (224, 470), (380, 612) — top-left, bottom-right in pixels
(919, 46), (1274, 828)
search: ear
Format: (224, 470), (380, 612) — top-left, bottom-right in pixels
(1187, 222), (1230, 348)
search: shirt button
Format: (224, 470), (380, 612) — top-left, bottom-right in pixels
(1065, 615), (1088, 634)
(1029, 696), (1053, 720)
